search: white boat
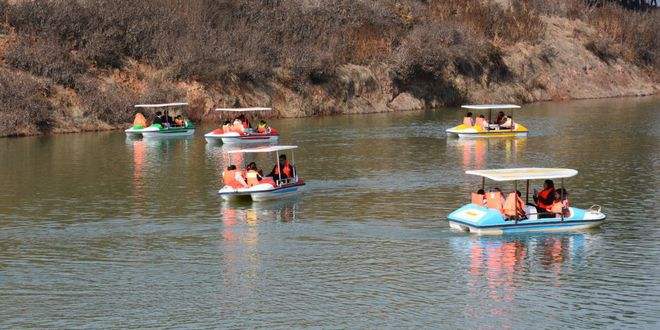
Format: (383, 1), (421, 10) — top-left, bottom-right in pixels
(447, 168), (606, 235)
(125, 102), (195, 138)
(218, 145), (304, 201)
(204, 107), (279, 144)
(446, 104), (529, 138)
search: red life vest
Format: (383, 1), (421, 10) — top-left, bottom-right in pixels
(537, 188), (555, 210)
(273, 161), (293, 178)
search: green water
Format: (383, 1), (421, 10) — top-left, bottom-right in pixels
(0, 96), (658, 328)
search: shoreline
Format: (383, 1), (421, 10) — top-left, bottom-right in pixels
(2, 93), (657, 139)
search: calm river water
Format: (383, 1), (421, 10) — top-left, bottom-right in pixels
(0, 96), (658, 328)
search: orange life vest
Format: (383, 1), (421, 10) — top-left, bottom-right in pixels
(486, 192), (505, 214)
(463, 117), (474, 127)
(474, 117), (485, 128)
(504, 193), (525, 218)
(133, 113), (147, 127)
(537, 188), (555, 210)
(222, 170), (243, 188)
(471, 193), (485, 206)
(246, 170), (260, 186)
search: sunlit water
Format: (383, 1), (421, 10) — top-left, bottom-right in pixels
(0, 96), (658, 328)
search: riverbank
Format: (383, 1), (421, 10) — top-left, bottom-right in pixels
(0, 0), (657, 137)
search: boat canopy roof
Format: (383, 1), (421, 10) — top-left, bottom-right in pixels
(214, 107), (272, 112)
(461, 104), (521, 110)
(134, 102), (188, 108)
(226, 145), (298, 154)
(466, 168), (578, 181)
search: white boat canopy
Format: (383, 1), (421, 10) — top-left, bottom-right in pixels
(226, 145), (298, 154)
(214, 107), (272, 112)
(134, 102), (188, 108)
(466, 168), (578, 181)
(461, 104), (521, 110)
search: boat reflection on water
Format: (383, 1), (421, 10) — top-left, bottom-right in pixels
(448, 138), (526, 169)
(452, 232), (601, 321)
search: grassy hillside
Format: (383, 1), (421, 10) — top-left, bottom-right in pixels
(0, 0), (657, 136)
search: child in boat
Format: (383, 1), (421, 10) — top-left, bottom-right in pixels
(495, 111), (506, 125)
(221, 120), (232, 133)
(500, 115), (513, 129)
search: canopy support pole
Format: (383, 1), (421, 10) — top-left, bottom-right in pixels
(275, 151), (280, 186)
(560, 178), (565, 221)
(514, 180), (518, 223)
(292, 151), (296, 182)
(525, 180), (530, 204)
(481, 177), (485, 190)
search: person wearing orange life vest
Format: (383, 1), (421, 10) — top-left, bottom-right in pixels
(550, 188), (570, 218)
(485, 188), (506, 214)
(222, 165), (248, 188)
(504, 190), (526, 219)
(463, 112), (475, 127)
(471, 189), (486, 206)
(133, 112), (148, 127)
(267, 154), (295, 182)
(533, 179), (555, 216)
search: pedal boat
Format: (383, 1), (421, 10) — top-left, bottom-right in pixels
(218, 145), (304, 201)
(125, 102), (195, 138)
(448, 168), (606, 235)
(446, 104), (528, 138)
(204, 107), (279, 144)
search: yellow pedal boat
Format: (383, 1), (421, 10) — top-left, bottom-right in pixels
(446, 104), (528, 138)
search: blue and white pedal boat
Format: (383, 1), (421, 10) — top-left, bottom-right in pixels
(448, 168), (606, 235)
(218, 145), (305, 202)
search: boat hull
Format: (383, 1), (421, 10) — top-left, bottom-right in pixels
(446, 123), (528, 138)
(219, 181), (304, 201)
(447, 204), (606, 235)
(205, 132), (279, 144)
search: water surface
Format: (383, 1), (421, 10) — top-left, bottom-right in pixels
(0, 96), (658, 328)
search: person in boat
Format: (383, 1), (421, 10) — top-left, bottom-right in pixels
(232, 118), (245, 133)
(494, 111), (506, 125)
(163, 110), (174, 127)
(245, 162), (264, 186)
(173, 115), (185, 127)
(222, 120), (232, 133)
(257, 120), (270, 134)
(463, 112), (475, 127)
(222, 165), (248, 188)
(239, 114), (251, 129)
(500, 115), (513, 129)
(485, 187), (506, 214)
(504, 190), (526, 220)
(550, 188), (570, 218)
(153, 111), (164, 125)
(133, 112), (148, 127)
(471, 189), (486, 206)
(475, 114), (487, 130)
(268, 154), (295, 181)
(534, 179), (556, 217)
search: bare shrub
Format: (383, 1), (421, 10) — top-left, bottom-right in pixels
(77, 78), (138, 124)
(0, 68), (54, 136)
(5, 35), (86, 87)
(585, 36), (621, 63)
